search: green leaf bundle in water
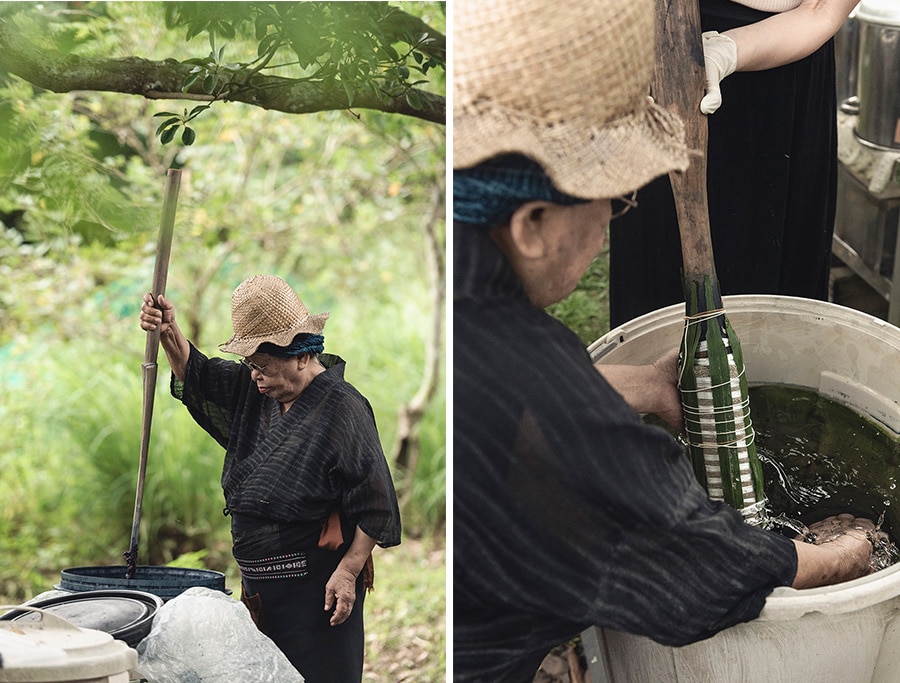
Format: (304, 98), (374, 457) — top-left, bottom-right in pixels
(679, 276), (769, 527)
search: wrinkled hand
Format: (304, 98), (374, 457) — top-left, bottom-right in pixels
(324, 566), (357, 626)
(804, 514), (875, 544)
(651, 347), (684, 431)
(595, 347), (685, 431)
(139, 292), (175, 333)
(802, 514), (876, 579)
(700, 31), (738, 115)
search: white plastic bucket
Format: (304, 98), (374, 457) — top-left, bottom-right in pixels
(0, 606), (137, 683)
(586, 295), (900, 683)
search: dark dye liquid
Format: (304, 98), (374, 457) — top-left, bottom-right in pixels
(749, 384), (900, 540)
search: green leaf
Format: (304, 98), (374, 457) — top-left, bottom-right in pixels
(181, 127), (196, 146)
(182, 72), (201, 92)
(257, 33), (279, 59)
(342, 79), (355, 108)
(254, 16), (269, 41)
(185, 24), (202, 42)
(405, 90), (423, 110)
(160, 126), (178, 145)
(202, 73), (219, 95)
(152, 111), (178, 118)
(155, 117), (180, 137)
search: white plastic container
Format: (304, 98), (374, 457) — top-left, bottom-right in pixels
(586, 295), (900, 683)
(0, 606), (137, 683)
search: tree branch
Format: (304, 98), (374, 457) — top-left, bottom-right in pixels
(0, 19), (445, 125)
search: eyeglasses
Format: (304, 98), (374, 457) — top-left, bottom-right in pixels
(240, 358), (271, 376)
(610, 190), (638, 220)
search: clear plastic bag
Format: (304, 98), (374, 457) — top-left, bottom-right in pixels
(135, 587), (304, 682)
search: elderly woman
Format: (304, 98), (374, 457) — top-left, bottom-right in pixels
(140, 274), (400, 682)
(452, 0), (872, 680)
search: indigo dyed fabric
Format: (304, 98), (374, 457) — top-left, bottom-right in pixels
(453, 227), (797, 682)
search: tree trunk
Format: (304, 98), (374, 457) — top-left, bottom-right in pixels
(392, 182), (445, 508)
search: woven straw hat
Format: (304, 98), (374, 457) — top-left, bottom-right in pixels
(219, 275), (329, 356)
(454, 0), (690, 199)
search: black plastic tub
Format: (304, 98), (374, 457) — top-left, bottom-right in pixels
(57, 565), (230, 601)
(1, 589), (163, 646)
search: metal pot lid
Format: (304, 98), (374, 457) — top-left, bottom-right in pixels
(0, 590), (162, 637)
(858, 0), (900, 26)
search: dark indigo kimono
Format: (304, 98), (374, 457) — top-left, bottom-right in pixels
(172, 346), (400, 681)
(172, 345), (400, 547)
(453, 227), (797, 682)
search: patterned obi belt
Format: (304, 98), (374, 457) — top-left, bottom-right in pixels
(231, 512), (323, 581)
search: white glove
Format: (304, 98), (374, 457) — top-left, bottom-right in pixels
(700, 31), (738, 115)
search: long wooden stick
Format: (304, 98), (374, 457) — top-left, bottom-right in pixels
(651, 0), (717, 287)
(125, 168), (182, 578)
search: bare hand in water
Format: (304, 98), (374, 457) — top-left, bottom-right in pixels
(803, 513), (875, 544)
(792, 514), (877, 588)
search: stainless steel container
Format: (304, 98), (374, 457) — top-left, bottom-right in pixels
(834, 163), (899, 284)
(835, 4), (860, 107)
(856, 0), (900, 148)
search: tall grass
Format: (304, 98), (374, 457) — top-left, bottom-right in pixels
(0, 341), (230, 599)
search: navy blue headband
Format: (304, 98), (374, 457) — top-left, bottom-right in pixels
(453, 154), (589, 230)
(257, 333), (324, 357)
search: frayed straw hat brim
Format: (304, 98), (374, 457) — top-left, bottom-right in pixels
(453, 0), (692, 199)
(454, 99), (690, 199)
(219, 312), (330, 357)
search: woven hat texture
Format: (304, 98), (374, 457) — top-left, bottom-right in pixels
(219, 274), (329, 356)
(453, 0), (691, 199)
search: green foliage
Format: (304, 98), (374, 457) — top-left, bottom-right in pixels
(0, 80), (157, 238)
(0, 276), (443, 598)
(0, 2), (444, 148)
(162, 2), (444, 82)
(155, 1), (446, 143)
(0, 340), (227, 599)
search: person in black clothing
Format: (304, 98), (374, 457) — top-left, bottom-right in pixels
(140, 274), (400, 682)
(609, 0), (859, 327)
(452, 0), (873, 680)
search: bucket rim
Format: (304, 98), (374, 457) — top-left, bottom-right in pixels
(589, 294), (900, 362)
(57, 565), (230, 600)
(762, 562), (900, 620)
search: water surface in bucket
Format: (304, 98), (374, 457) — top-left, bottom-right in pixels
(647, 383), (900, 569)
(750, 384), (900, 570)
(749, 384), (900, 536)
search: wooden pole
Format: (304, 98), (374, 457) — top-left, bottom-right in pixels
(125, 168), (182, 577)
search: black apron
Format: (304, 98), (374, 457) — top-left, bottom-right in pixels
(232, 512), (366, 682)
